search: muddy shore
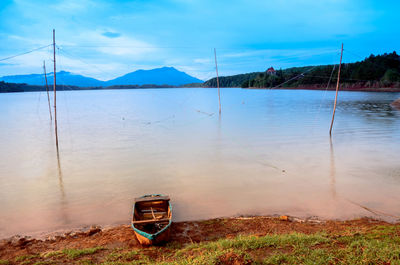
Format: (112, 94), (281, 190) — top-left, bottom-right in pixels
(1, 216), (399, 264)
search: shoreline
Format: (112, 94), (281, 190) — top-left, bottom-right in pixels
(1, 215), (399, 264)
(2, 212), (399, 242)
(1, 85), (400, 94)
(244, 86), (400, 92)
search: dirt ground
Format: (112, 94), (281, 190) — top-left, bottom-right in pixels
(0, 215), (394, 262)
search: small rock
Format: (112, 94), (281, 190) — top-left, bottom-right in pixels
(45, 235), (56, 242)
(279, 215), (289, 221)
(10, 237), (34, 247)
(75, 232), (86, 237)
(87, 227), (101, 236)
(63, 231), (73, 237)
(0, 239), (9, 248)
(308, 219), (322, 224)
(9, 236), (21, 246)
(292, 217), (305, 223)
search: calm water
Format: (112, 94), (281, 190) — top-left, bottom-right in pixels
(0, 88), (400, 238)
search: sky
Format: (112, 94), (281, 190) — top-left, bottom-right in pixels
(0, 0), (399, 81)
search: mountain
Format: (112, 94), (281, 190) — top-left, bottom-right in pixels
(0, 71), (104, 87)
(0, 67), (203, 87)
(105, 67), (203, 86)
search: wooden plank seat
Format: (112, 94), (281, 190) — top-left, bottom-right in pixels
(141, 210), (167, 213)
(132, 218), (170, 225)
(142, 214), (167, 219)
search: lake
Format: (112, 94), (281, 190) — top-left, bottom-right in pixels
(0, 88), (399, 238)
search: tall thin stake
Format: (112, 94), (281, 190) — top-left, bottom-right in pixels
(214, 48), (221, 114)
(43, 61), (52, 120)
(329, 43), (344, 136)
(53, 29), (59, 148)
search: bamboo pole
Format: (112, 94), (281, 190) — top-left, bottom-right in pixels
(329, 43), (344, 136)
(43, 61), (52, 121)
(53, 29), (59, 148)
(214, 48), (221, 114)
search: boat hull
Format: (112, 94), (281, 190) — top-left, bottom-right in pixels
(133, 226), (171, 246)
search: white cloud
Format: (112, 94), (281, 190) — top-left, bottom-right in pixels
(0, 49), (52, 76)
(59, 31), (159, 58)
(7, 35), (52, 46)
(194, 58), (212, 64)
(49, 0), (97, 13)
(222, 48), (338, 60)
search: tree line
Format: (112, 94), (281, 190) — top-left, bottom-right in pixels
(203, 51), (400, 89)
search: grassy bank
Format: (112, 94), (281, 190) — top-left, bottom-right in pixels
(1, 217), (399, 264)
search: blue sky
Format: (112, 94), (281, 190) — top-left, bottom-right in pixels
(0, 0), (399, 80)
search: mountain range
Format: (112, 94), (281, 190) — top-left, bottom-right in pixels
(0, 67), (203, 87)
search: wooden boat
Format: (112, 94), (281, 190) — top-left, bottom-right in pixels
(131, 194), (172, 245)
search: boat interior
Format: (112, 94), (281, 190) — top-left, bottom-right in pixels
(132, 196), (171, 234)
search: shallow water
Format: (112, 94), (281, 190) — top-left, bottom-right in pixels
(0, 88), (399, 238)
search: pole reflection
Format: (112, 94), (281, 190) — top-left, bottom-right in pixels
(329, 136), (336, 199)
(55, 141), (70, 225)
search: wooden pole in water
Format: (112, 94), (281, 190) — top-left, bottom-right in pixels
(329, 43), (344, 136)
(214, 48), (221, 114)
(43, 61), (52, 121)
(53, 29), (59, 148)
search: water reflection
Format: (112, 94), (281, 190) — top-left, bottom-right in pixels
(56, 146), (65, 200)
(338, 99), (400, 119)
(215, 114), (222, 159)
(329, 136), (336, 199)
(357, 102), (396, 117)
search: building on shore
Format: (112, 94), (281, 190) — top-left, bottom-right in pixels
(266, 67), (277, 75)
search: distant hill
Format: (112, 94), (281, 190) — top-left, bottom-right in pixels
(0, 81), (179, 93)
(0, 67), (203, 87)
(0, 81), (44, 93)
(0, 71), (104, 87)
(106, 67), (203, 86)
(203, 51), (400, 89)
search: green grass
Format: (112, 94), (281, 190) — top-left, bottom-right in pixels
(32, 261), (55, 265)
(40, 250), (63, 259)
(78, 259), (96, 265)
(177, 233), (328, 254)
(61, 246), (105, 259)
(165, 241), (183, 250)
(0, 260), (10, 265)
(170, 230), (400, 264)
(106, 250), (141, 262)
(172, 233), (329, 264)
(15, 254), (40, 262)
(13, 247), (105, 265)
(262, 238), (400, 264)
